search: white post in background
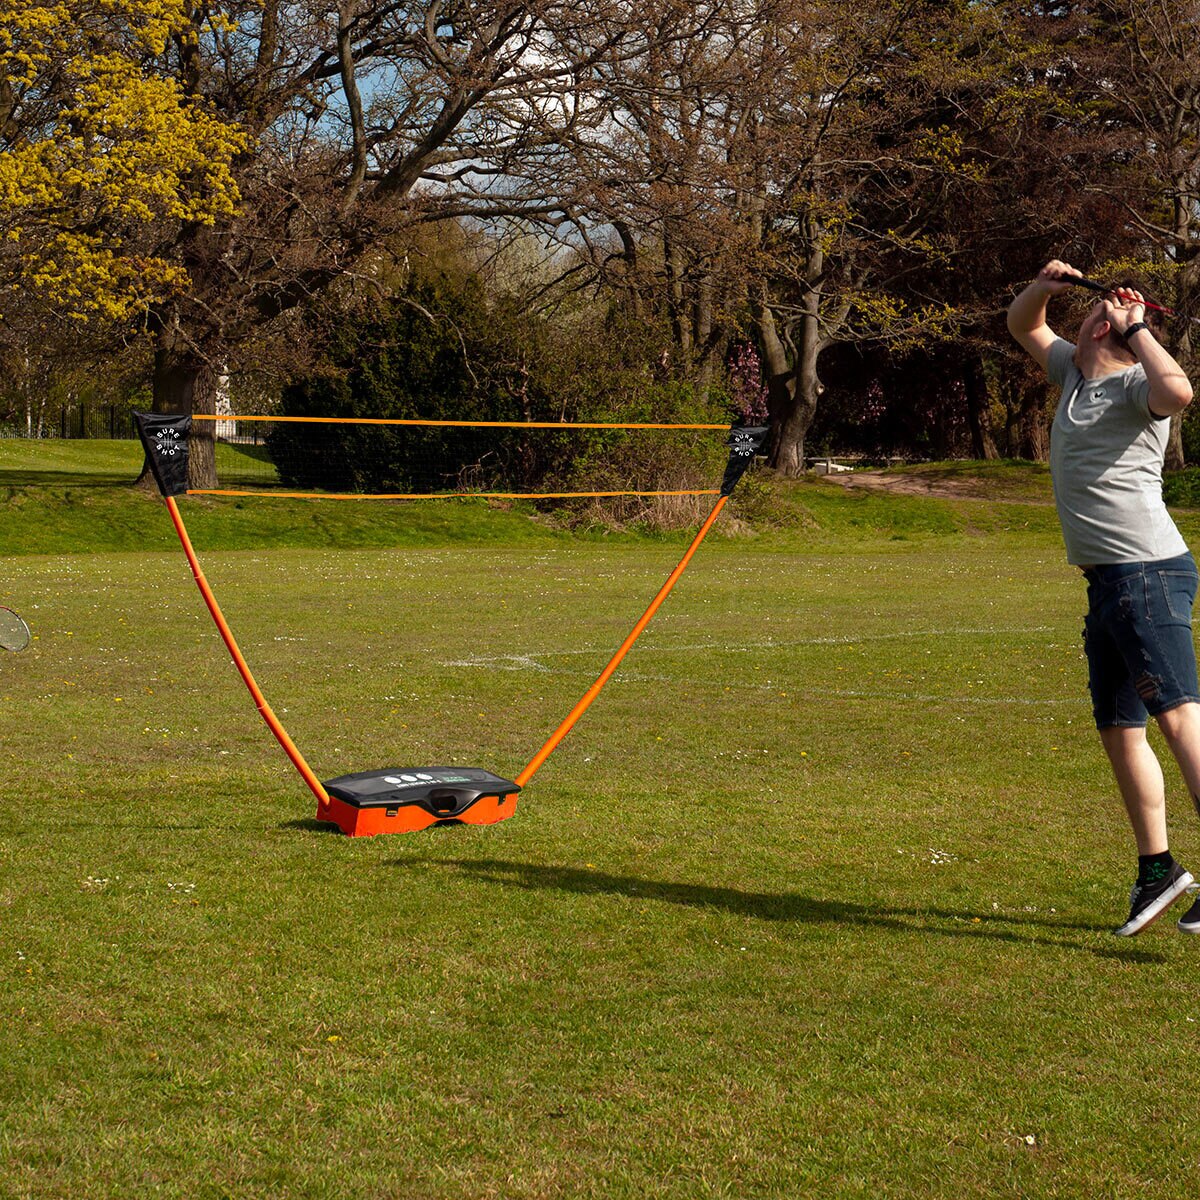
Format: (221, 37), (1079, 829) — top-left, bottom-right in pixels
(215, 369), (235, 441)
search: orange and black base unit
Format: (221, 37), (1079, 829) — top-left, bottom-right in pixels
(316, 767), (521, 837)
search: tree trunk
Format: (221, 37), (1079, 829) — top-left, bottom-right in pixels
(1169, 192), (1200, 469)
(1167, 414), (1185, 472)
(613, 221), (643, 324)
(756, 300), (821, 477)
(1017, 384), (1050, 462)
(759, 360), (818, 475)
(963, 353), (998, 460)
(759, 222), (828, 476)
(754, 294), (795, 472)
(692, 275), (715, 402)
(135, 328), (219, 490)
(662, 219), (692, 362)
(772, 380), (818, 474)
(1166, 223), (1195, 470)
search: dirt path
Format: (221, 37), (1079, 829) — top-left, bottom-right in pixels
(825, 470), (990, 499)
(823, 467), (1056, 504)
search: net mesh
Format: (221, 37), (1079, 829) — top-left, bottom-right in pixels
(189, 415), (731, 502)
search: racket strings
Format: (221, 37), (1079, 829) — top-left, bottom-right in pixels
(0, 607), (30, 652)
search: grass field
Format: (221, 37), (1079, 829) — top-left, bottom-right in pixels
(4, 442), (1200, 1198)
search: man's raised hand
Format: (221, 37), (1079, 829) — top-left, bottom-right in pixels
(1038, 260), (1083, 294)
(1104, 287), (1146, 337)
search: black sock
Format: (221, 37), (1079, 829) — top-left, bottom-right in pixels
(1138, 850), (1175, 885)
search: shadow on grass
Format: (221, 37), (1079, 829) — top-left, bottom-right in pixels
(0, 471), (135, 487)
(280, 817), (470, 835)
(280, 818), (345, 834)
(400, 857), (1165, 964)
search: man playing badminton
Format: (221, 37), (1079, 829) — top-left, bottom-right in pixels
(1009, 260), (1200, 935)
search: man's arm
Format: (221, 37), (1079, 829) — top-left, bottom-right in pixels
(1104, 289), (1194, 417)
(1007, 260), (1081, 371)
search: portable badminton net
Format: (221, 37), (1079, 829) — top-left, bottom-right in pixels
(135, 410), (768, 836)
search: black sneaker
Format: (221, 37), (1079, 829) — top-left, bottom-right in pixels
(1177, 889), (1200, 933)
(1114, 863), (1194, 936)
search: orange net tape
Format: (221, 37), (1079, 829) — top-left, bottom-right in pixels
(190, 414), (728, 430)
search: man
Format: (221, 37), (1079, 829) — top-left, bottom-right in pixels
(1008, 260), (1200, 935)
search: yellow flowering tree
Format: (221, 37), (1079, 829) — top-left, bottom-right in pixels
(0, 0), (245, 326)
(5, 1), (658, 487)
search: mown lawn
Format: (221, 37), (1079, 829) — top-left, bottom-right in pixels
(3, 443), (1200, 1198)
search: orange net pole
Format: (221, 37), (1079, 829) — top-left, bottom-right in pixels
(515, 494), (729, 789)
(164, 495), (329, 805)
(191, 414), (728, 430)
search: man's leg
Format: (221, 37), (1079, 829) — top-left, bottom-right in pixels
(1101, 722), (1194, 935)
(1157, 703), (1200, 931)
(1085, 560), (1200, 932)
(1154, 701), (1200, 807)
(1099, 725), (1168, 854)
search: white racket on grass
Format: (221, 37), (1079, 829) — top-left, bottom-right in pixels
(0, 607), (31, 652)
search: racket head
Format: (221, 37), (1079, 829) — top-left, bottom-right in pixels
(0, 607), (31, 652)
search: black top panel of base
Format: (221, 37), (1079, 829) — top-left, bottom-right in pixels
(322, 766), (520, 814)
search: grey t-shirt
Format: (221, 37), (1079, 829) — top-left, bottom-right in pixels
(1047, 337), (1186, 565)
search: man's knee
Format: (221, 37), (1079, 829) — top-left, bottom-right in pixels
(1100, 723), (1152, 759)
(1156, 700), (1200, 741)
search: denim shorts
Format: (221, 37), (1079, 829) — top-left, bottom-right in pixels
(1082, 552), (1200, 728)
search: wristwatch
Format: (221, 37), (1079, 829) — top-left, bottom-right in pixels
(1121, 321), (1151, 341)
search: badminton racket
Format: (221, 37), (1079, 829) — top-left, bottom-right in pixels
(1054, 274), (1200, 328)
(0, 607), (30, 652)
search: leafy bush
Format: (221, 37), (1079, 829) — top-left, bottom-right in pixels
(271, 271), (555, 493)
(271, 271), (731, 508)
(1164, 467), (1200, 509)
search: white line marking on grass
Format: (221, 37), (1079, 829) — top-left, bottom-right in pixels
(782, 688), (1086, 707)
(439, 625), (1064, 671)
(444, 653), (554, 673)
(439, 646), (1087, 706)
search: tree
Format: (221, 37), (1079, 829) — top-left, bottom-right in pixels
(1061, 0), (1200, 466)
(0, 0), (245, 329)
(120, 1), (659, 487)
(4, 1), (675, 488)
(847, 0), (1119, 463)
(271, 260), (564, 493)
(551, 0), (1025, 474)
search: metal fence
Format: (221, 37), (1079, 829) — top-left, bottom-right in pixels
(1, 405), (141, 440)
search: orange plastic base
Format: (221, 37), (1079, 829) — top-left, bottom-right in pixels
(315, 791), (520, 837)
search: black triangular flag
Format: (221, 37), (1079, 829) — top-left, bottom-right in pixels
(134, 412), (191, 497)
(720, 424), (770, 496)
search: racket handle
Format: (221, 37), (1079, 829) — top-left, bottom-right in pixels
(1055, 274), (1109, 293)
